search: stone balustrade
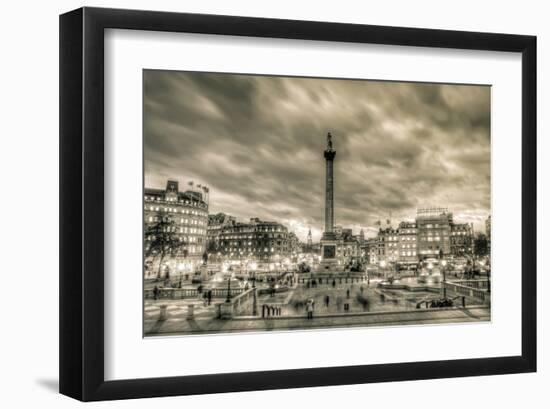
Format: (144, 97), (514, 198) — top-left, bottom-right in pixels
(443, 280), (490, 304)
(144, 287), (245, 300)
(296, 274), (366, 285)
(216, 288), (256, 319)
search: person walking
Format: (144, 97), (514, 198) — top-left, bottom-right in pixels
(153, 285), (159, 300)
(207, 289), (212, 306)
(306, 299), (314, 319)
(325, 295), (330, 308)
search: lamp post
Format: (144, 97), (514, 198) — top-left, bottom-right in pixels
(441, 259), (447, 299)
(225, 276), (232, 303)
(252, 272), (257, 316)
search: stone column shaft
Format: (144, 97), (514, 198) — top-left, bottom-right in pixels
(325, 157), (334, 232)
(324, 149), (336, 234)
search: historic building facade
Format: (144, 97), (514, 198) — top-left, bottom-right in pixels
(340, 228), (361, 266)
(415, 208), (453, 259)
(375, 227), (400, 264)
(397, 221), (418, 265)
(324, 225), (361, 267)
(206, 212), (237, 253)
(360, 209), (480, 267)
(218, 218), (294, 262)
(450, 222), (473, 257)
(144, 180), (209, 278)
(361, 237), (378, 265)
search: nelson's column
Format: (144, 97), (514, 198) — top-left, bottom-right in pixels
(319, 132), (340, 271)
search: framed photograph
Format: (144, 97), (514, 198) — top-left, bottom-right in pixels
(60, 7), (537, 401)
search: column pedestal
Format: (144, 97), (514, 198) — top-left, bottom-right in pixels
(318, 232), (341, 272)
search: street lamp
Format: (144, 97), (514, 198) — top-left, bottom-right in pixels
(441, 259), (447, 298)
(251, 272), (257, 316)
(225, 276), (232, 303)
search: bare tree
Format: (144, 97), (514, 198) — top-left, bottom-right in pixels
(145, 212), (187, 279)
(473, 232), (489, 257)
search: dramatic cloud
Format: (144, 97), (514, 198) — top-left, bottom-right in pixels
(144, 70), (491, 242)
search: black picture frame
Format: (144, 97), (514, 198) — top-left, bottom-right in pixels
(60, 7), (537, 401)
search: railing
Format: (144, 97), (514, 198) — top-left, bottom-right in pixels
(443, 281), (490, 304)
(230, 288), (256, 315)
(296, 274), (366, 285)
(144, 287), (245, 300)
(450, 279), (489, 289)
(217, 288), (256, 318)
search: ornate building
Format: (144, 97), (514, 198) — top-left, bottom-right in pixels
(218, 218), (295, 262)
(207, 212), (237, 253)
(144, 180), (209, 278)
(362, 209), (478, 267)
(416, 208), (453, 259)
(397, 221), (418, 266)
(375, 227), (400, 264)
(339, 228), (361, 266)
(450, 222), (473, 257)
(361, 237), (378, 265)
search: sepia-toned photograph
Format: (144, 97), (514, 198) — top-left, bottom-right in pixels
(143, 70), (491, 336)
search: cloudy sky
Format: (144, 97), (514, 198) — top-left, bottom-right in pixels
(144, 70), (491, 242)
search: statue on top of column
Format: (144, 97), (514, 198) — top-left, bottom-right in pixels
(327, 132), (333, 150)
